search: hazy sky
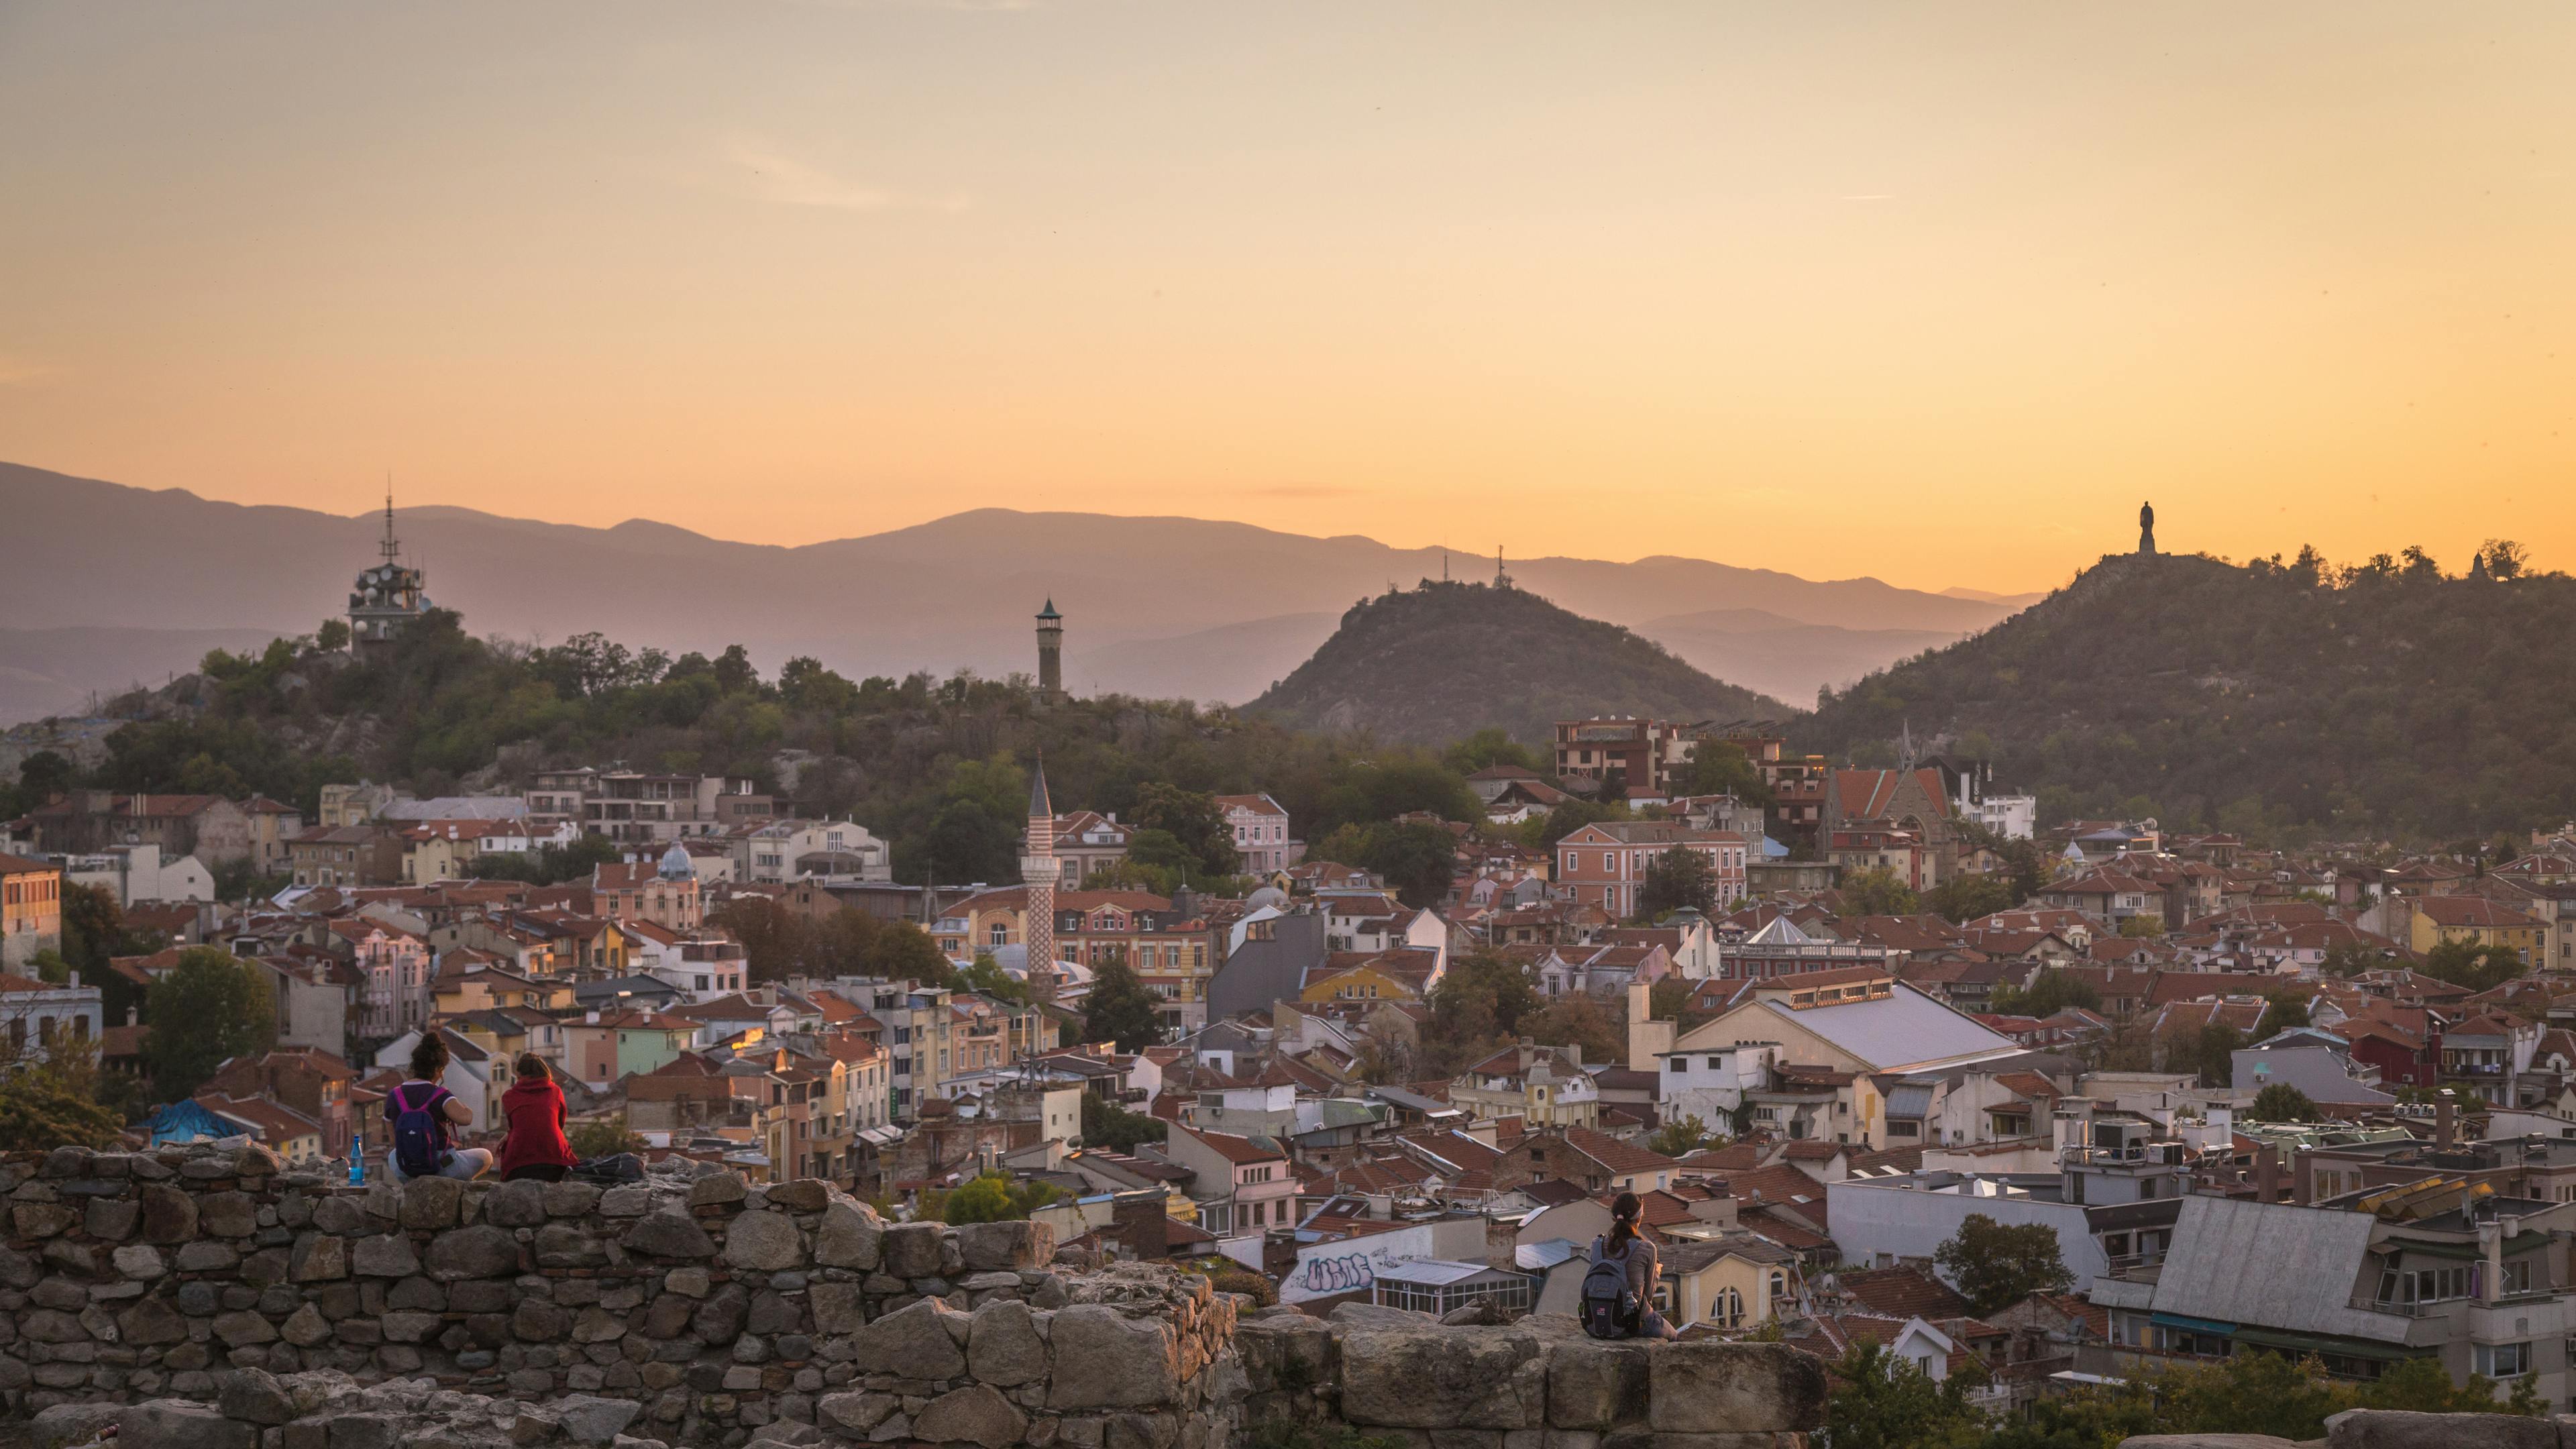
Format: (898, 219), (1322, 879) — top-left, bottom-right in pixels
(3, 2), (2571, 594)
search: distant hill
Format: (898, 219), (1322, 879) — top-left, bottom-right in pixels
(1248, 580), (1786, 747)
(1805, 549), (2576, 838)
(0, 626), (292, 726)
(1634, 608), (1964, 710)
(0, 461), (2024, 722)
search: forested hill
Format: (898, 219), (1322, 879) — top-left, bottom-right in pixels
(1805, 547), (2576, 839)
(1248, 580), (1786, 747)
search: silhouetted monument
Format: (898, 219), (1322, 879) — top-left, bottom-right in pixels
(2138, 501), (2157, 555)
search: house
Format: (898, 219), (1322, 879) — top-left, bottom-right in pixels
(203, 1047), (358, 1158)
(52, 843), (214, 906)
(1495, 1125), (1682, 1195)
(563, 1008), (699, 1085)
(285, 826), (403, 889)
(0, 853), (64, 971)
(1555, 822), (1751, 919)
(1155, 1123), (1299, 1236)
(250, 954), (357, 1057)
(592, 849), (705, 931)
(1660, 1234), (1805, 1330)
(1449, 1043), (1601, 1128)
(11, 791), (256, 865)
(1216, 794), (1303, 874)
(2410, 895), (2547, 965)
(626, 922), (751, 1001)
(0, 970), (103, 1060)
(1049, 812), (1135, 886)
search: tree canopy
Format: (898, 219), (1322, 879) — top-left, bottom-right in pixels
(1933, 1212), (2073, 1316)
(143, 947), (278, 1103)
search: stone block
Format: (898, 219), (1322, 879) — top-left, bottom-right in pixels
(724, 1210), (805, 1271)
(623, 1210), (716, 1260)
(1338, 1328), (1544, 1431)
(1645, 1343), (1828, 1435)
(425, 1224), (521, 1281)
(816, 1202), (883, 1271)
(2324, 1410), (2559, 1449)
(968, 1297), (1049, 1387)
(852, 1295), (968, 1380)
(1546, 1338), (1651, 1430)
(918, 1383), (1031, 1449)
(482, 1179), (549, 1227)
(882, 1222), (945, 1280)
(1049, 1305), (1182, 1411)
(690, 1173), (749, 1208)
(398, 1175), (466, 1231)
(348, 1228), (419, 1279)
(122, 1401), (254, 1449)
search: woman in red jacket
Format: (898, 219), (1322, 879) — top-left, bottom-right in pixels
(498, 1053), (580, 1183)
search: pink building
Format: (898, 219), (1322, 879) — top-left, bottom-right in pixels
(333, 919), (431, 1044)
(1161, 1123), (1299, 1237)
(1216, 794), (1305, 875)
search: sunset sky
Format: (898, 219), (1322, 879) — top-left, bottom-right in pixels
(3, 2), (2571, 594)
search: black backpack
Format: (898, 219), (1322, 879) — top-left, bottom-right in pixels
(1580, 1236), (1641, 1340)
(572, 1152), (645, 1185)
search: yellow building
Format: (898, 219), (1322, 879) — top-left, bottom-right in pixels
(2411, 895), (2546, 964)
(1660, 1236), (1805, 1332)
(0, 853), (64, 973)
(1297, 947), (1440, 1006)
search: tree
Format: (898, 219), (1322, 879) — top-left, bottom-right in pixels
(569, 1116), (645, 1159)
(0, 1036), (129, 1150)
(938, 1170), (1063, 1224)
(1823, 1342), (1983, 1449)
(1670, 741), (1772, 804)
(1636, 845), (1718, 920)
(2420, 937), (2523, 993)
(2480, 539), (2530, 580)
(1441, 727), (1540, 777)
(1925, 871), (2013, 924)
(1080, 1091), (1167, 1152)
(1990, 968), (2102, 1019)
(2248, 1083), (2318, 1123)
(960, 953), (1029, 1005)
(1839, 867), (1920, 917)
(1130, 783), (1241, 876)
(315, 618), (352, 651)
(19, 749), (75, 802)
(1648, 1115), (1714, 1159)
(1421, 951), (1540, 1075)
(1534, 800), (1630, 852)
(2118, 914), (2167, 938)
(143, 948), (277, 1102)
(1319, 821), (1458, 908)
(1523, 994), (1625, 1069)
(2173, 1023), (2243, 1088)
(1933, 1212), (2073, 1315)
(1082, 952), (1165, 1052)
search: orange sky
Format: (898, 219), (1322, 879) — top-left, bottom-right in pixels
(3, 2), (2571, 594)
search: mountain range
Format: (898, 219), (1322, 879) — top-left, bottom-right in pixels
(0, 460), (2036, 724)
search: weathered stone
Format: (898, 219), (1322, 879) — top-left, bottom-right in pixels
(853, 1295), (969, 1379)
(917, 1384), (1031, 1449)
(425, 1224), (521, 1280)
(2324, 1410), (2559, 1449)
(115, 1244), (168, 1280)
(572, 1305), (628, 1344)
(398, 1174), (466, 1230)
(87, 1195), (142, 1242)
(2118, 1438), (2302, 1449)
(597, 1185), (650, 1217)
(690, 1172), (749, 1208)
(623, 1210), (717, 1260)
(288, 1233), (349, 1283)
(694, 1282), (751, 1344)
(957, 1219), (1049, 1272)
(810, 1281), (865, 1334)
(536, 1221), (608, 1268)
(173, 1240), (241, 1273)
(217, 1366), (297, 1424)
(1646, 1342), (1829, 1435)
(350, 1233), (419, 1277)
(1049, 1305), (1183, 1410)
(30, 1402), (127, 1449)
(1548, 1338), (1652, 1430)
(199, 1191), (258, 1238)
(543, 1181), (602, 1218)
(883, 1221), (945, 1279)
(768, 1179), (831, 1212)
(119, 1293), (192, 1345)
(820, 1392), (902, 1434)
(724, 1210), (804, 1271)
(553, 1394), (645, 1445)
(280, 1302), (331, 1346)
(13, 1201), (77, 1238)
(482, 1178), (549, 1226)
(381, 1309), (441, 1343)
(138, 1183), (199, 1243)
(309, 1195), (370, 1236)
(969, 1297), (1049, 1386)
(815, 1201), (883, 1270)
(326, 1414), (400, 1449)
(212, 1309), (280, 1347)
(1339, 1328), (1544, 1430)
(121, 1400), (254, 1449)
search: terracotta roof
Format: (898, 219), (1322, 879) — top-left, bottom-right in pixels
(1837, 1265), (1972, 1320)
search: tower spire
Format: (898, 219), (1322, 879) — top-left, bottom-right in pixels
(381, 478), (400, 564)
(1898, 718), (1917, 772)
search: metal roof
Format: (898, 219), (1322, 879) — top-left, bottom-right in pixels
(1373, 1258), (1525, 1287)
(2143, 1195), (2410, 1345)
(1756, 983), (2020, 1071)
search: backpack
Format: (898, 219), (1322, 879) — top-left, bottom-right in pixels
(390, 1081), (453, 1179)
(1580, 1235), (1642, 1340)
(571, 1152), (644, 1185)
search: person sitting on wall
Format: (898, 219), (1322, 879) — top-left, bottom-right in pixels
(498, 1052), (580, 1183)
(386, 1034), (494, 1185)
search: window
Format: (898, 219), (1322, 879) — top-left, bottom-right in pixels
(2475, 1342), (2530, 1379)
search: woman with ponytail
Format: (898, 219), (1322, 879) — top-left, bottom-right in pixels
(1598, 1191), (1677, 1340)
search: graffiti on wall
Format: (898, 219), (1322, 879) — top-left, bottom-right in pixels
(1281, 1223), (1444, 1303)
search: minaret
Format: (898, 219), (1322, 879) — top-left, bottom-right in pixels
(1019, 758), (1059, 1000)
(1035, 599), (1064, 703)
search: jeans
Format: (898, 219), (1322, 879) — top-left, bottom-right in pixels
(505, 1163), (568, 1183)
(390, 1148), (493, 1185)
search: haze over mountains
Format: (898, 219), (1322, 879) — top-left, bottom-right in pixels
(0, 462), (2037, 724)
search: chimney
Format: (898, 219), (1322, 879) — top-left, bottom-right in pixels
(2436, 1094), (2456, 1149)
(2254, 1143), (2279, 1203)
(127, 1006), (139, 1027)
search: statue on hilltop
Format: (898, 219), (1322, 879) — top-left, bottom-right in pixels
(2138, 501), (2157, 556)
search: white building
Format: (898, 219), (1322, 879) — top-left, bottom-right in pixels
(0, 971), (105, 1061)
(1216, 794), (1303, 874)
(54, 844), (214, 906)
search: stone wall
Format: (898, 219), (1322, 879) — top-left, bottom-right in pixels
(2123, 1409), (2569, 1449)
(3, 1142), (1829, 1449)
